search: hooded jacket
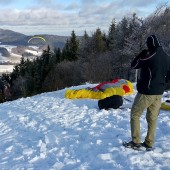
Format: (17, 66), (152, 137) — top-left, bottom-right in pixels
(131, 35), (170, 95)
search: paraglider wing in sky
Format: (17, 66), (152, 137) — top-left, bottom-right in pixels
(28, 36), (46, 43)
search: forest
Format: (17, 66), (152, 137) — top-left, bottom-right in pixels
(1, 5), (170, 101)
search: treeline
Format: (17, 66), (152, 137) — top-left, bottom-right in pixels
(2, 5), (170, 100)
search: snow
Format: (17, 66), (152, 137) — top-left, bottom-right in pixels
(26, 46), (43, 56)
(0, 45), (42, 75)
(0, 83), (170, 170)
(0, 45), (17, 53)
(0, 65), (14, 75)
(25, 49), (42, 56)
(0, 54), (11, 62)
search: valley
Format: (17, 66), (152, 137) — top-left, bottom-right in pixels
(0, 45), (43, 75)
(0, 28), (68, 75)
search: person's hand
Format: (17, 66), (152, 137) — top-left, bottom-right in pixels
(139, 49), (149, 59)
(134, 49), (148, 59)
(141, 49), (148, 55)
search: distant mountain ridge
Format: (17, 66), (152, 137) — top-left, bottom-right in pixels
(0, 28), (68, 48)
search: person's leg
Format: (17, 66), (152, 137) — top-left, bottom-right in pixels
(130, 93), (149, 143)
(145, 95), (162, 147)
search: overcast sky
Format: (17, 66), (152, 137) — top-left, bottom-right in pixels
(0, 0), (169, 36)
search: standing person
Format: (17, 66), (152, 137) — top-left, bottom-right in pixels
(123, 34), (170, 151)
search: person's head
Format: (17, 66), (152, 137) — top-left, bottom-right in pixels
(146, 34), (161, 53)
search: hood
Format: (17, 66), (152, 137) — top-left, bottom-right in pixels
(146, 34), (161, 53)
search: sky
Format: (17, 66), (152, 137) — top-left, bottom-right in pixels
(0, 81), (170, 169)
(0, 0), (169, 36)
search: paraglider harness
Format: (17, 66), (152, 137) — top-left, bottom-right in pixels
(0, 79), (11, 103)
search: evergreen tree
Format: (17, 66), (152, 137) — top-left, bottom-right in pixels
(107, 18), (116, 50)
(19, 57), (26, 76)
(110, 17), (130, 78)
(41, 45), (51, 77)
(78, 30), (91, 63)
(83, 30), (89, 40)
(11, 64), (20, 81)
(53, 47), (61, 63)
(61, 31), (79, 61)
(61, 39), (70, 61)
(92, 28), (107, 52)
(68, 30), (79, 61)
(8, 5), (170, 100)
(116, 17), (129, 49)
(80, 30), (90, 51)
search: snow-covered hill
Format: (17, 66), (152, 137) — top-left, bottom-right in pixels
(0, 45), (42, 75)
(0, 83), (170, 170)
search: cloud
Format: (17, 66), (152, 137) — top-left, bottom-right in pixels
(34, 0), (55, 5)
(64, 2), (80, 11)
(0, 8), (65, 25)
(0, 0), (14, 5)
(118, 0), (156, 7)
(0, 0), (168, 35)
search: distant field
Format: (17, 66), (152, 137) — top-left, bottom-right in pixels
(0, 65), (14, 75)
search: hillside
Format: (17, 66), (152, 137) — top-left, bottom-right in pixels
(0, 28), (68, 48)
(0, 83), (170, 169)
(0, 47), (10, 57)
(0, 28), (27, 45)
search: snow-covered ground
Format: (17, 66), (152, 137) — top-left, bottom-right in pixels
(0, 45), (22, 64)
(0, 45), (17, 53)
(0, 83), (170, 170)
(0, 65), (14, 75)
(26, 46), (42, 56)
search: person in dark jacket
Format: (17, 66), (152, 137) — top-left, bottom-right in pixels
(165, 69), (170, 90)
(124, 35), (170, 150)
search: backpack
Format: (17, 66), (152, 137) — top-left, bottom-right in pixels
(98, 95), (123, 110)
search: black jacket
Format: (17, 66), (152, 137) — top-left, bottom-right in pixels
(131, 35), (170, 95)
(165, 68), (170, 90)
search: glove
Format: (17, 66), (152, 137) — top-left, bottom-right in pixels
(140, 49), (149, 59)
(141, 49), (148, 55)
(134, 49), (148, 60)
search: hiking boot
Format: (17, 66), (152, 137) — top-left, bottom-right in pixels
(141, 142), (153, 151)
(123, 141), (141, 148)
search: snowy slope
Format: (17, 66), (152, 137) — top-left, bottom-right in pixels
(0, 84), (170, 170)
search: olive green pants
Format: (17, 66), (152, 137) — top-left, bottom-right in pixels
(130, 93), (162, 147)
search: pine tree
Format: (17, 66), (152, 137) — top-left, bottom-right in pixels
(83, 30), (89, 40)
(19, 57), (26, 76)
(80, 30), (90, 51)
(61, 39), (70, 61)
(68, 30), (79, 61)
(107, 18), (116, 50)
(92, 28), (106, 52)
(78, 30), (91, 63)
(54, 47), (61, 63)
(61, 31), (79, 61)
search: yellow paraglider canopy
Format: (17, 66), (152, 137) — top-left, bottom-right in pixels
(28, 36), (46, 43)
(65, 79), (134, 100)
(161, 100), (170, 110)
